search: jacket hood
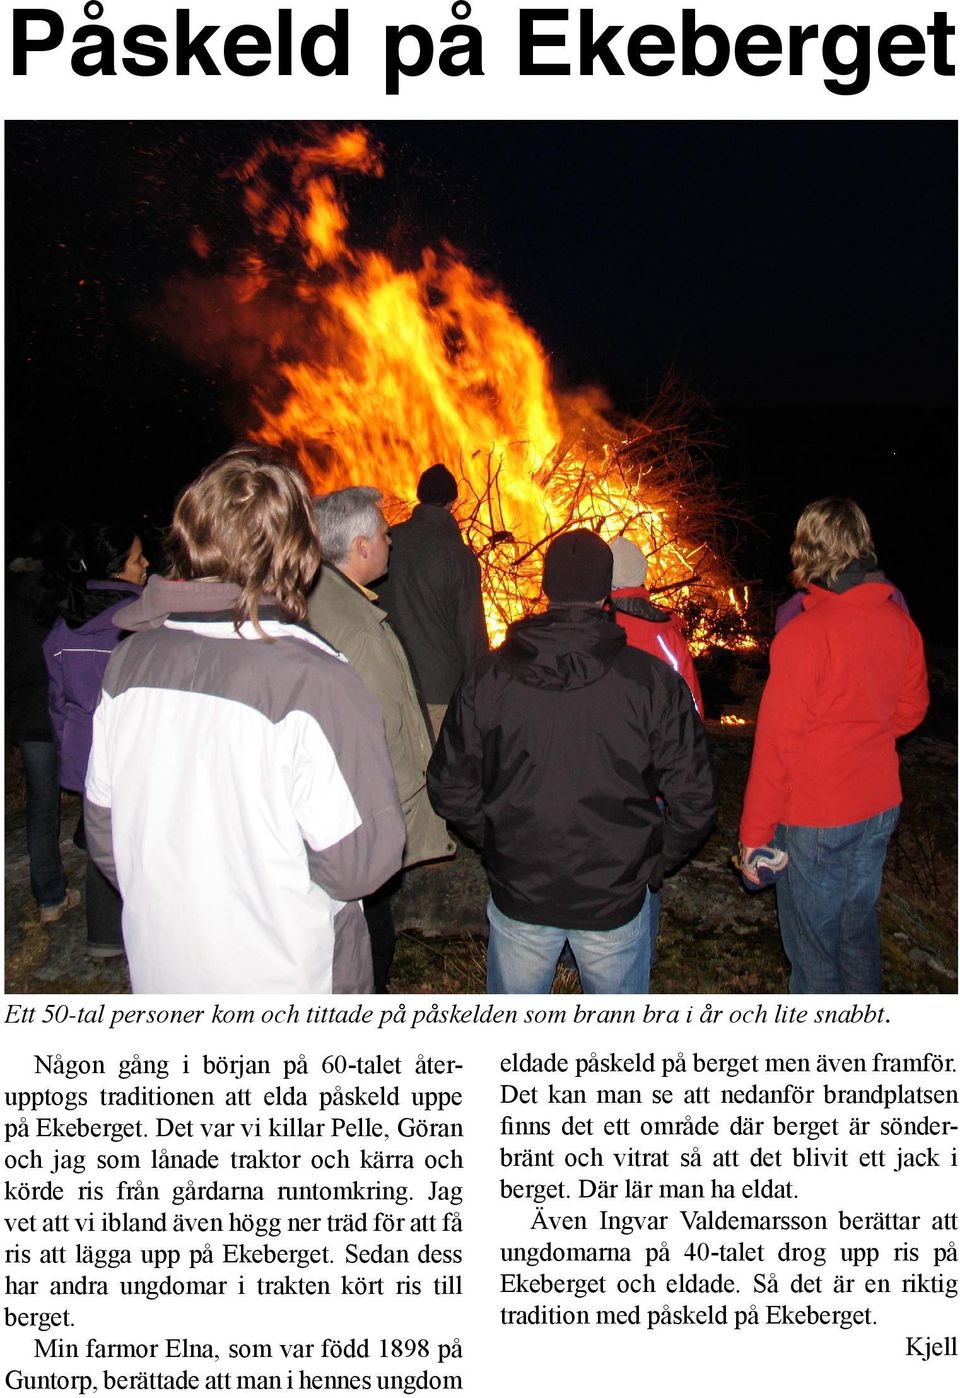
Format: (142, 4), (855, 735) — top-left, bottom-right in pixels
(500, 606), (626, 691)
(61, 580), (142, 633)
(113, 576), (279, 632)
(804, 580), (896, 613)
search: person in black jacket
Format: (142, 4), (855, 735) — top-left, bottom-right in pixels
(376, 463), (488, 738)
(427, 530), (717, 994)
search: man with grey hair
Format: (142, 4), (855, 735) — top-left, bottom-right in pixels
(308, 487), (454, 991)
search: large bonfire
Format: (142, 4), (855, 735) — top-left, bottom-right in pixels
(161, 126), (753, 650)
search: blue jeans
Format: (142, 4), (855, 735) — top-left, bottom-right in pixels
(646, 888), (662, 970)
(775, 807), (899, 994)
(486, 895), (652, 994)
(19, 740), (67, 908)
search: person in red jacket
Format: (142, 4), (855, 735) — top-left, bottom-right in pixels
(738, 498), (928, 993)
(607, 538), (704, 716)
(606, 537), (704, 974)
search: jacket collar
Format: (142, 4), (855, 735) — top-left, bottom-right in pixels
(87, 579), (141, 595)
(113, 576), (281, 632)
(410, 503), (459, 532)
(811, 554), (888, 594)
(609, 587), (672, 623)
(322, 564), (387, 616)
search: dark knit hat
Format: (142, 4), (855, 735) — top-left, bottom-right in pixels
(542, 530), (613, 603)
(417, 463), (458, 505)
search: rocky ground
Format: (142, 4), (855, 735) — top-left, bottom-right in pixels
(5, 649), (956, 997)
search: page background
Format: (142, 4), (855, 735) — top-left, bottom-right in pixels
(2, 0), (957, 1391)
(2, 1000), (958, 1395)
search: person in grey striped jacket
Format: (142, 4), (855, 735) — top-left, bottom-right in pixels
(85, 446), (405, 994)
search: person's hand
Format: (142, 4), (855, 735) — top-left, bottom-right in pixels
(738, 843), (762, 885)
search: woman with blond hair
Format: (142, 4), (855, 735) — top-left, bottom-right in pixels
(84, 447), (405, 994)
(739, 498), (928, 993)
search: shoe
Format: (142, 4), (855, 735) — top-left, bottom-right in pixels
(87, 944), (126, 961)
(39, 888), (82, 924)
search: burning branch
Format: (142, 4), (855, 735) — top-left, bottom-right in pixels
(449, 376), (753, 652)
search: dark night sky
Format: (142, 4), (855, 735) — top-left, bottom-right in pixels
(5, 120), (957, 622)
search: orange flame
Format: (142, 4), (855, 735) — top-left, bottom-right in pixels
(162, 127), (755, 651)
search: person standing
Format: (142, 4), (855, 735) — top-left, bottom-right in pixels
(607, 537), (704, 715)
(6, 531), (79, 925)
(739, 498), (928, 993)
(308, 487), (455, 991)
(606, 535), (706, 971)
(376, 463), (488, 738)
(427, 530), (717, 994)
(44, 524), (148, 956)
(84, 448), (405, 994)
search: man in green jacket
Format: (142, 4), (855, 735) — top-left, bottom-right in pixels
(309, 487), (455, 990)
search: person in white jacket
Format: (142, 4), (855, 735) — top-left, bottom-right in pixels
(85, 446), (405, 995)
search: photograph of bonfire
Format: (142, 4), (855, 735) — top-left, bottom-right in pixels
(153, 126), (751, 653)
(5, 121), (956, 995)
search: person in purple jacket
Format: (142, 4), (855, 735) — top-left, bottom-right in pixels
(6, 526), (80, 924)
(43, 524), (148, 957)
